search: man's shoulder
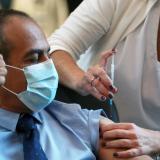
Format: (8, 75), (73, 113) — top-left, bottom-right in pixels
(44, 100), (84, 119)
(43, 100), (102, 125)
(46, 100), (82, 112)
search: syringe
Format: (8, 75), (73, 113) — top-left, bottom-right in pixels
(109, 53), (115, 106)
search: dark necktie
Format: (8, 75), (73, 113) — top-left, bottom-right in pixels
(16, 114), (48, 160)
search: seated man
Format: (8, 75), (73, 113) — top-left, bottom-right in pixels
(0, 9), (152, 160)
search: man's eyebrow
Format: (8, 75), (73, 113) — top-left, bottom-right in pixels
(24, 48), (50, 58)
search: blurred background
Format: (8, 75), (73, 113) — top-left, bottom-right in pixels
(0, 0), (83, 36)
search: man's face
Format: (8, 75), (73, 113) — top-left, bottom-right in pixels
(1, 16), (50, 112)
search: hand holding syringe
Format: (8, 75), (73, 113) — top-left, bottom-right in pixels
(80, 49), (117, 103)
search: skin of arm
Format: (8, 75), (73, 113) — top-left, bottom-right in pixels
(51, 50), (84, 92)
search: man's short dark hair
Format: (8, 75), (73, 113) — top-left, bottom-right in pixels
(0, 9), (31, 61)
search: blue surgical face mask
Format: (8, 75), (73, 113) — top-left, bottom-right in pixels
(2, 59), (59, 112)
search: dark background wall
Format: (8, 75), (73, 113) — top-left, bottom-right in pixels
(67, 0), (83, 13)
(0, 0), (12, 9)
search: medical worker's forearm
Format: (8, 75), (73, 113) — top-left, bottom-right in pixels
(50, 50), (85, 91)
(51, 50), (118, 100)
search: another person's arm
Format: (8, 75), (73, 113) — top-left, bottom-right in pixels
(51, 50), (117, 101)
(100, 122), (160, 159)
(98, 117), (154, 160)
(49, 0), (116, 100)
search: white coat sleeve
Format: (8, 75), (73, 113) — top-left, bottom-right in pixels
(48, 0), (116, 60)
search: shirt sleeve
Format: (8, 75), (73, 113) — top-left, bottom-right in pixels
(48, 0), (116, 60)
(78, 108), (107, 156)
(88, 109), (107, 156)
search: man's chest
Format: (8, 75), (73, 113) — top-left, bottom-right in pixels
(0, 132), (24, 160)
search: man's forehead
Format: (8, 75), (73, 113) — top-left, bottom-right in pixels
(3, 15), (49, 58)
(4, 16), (46, 45)
(4, 16), (39, 34)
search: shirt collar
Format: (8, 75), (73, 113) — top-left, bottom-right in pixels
(20, 112), (43, 125)
(0, 108), (20, 131)
(0, 108), (43, 132)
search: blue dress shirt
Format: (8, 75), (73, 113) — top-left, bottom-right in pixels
(0, 100), (103, 160)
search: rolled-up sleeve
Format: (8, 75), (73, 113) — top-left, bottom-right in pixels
(88, 109), (107, 156)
